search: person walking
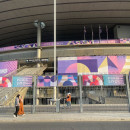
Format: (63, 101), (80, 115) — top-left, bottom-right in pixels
(18, 96), (25, 116)
(13, 94), (20, 117)
(66, 93), (71, 108)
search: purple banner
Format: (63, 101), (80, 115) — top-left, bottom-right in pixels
(0, 61), (18, 76)
(58, 75), (78, 86)
(37, 76), (57, 87)
(58, 56), (130, 75)
(0, 39), (130, 52)
(120, 38), (130, 44)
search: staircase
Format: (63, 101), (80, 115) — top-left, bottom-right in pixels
(0, 65), (47, 106)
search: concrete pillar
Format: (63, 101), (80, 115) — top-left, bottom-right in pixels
(36, 89), (39, 105)
(126, 74), (130, 112)
(79, 75), (83, 113)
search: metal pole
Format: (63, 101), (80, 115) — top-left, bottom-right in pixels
(32, 76), (37, 114)
(106, 25), (108, 43)
(54, 0), (57, 101)
(79, 75), (83, 113)
(126, 74), (130, 112)
(84, 33), (85, 40)
(37, 22), (41, 68)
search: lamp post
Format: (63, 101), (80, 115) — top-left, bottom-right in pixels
(34, 20), (45, 68)
(54, 0), (57, 101)
(34, 20), (45, 105)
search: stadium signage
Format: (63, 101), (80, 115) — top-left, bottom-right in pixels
(103, 75), (125, 86)
(12, 76), (33, 87)
(26, 58), (48, 63)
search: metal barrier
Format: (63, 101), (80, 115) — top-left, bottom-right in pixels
(0, 74), (130, 114)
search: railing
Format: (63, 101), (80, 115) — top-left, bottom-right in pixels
(0, 39), (130, 53)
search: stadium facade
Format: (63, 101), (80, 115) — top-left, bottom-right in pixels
(0, 0), (130, 111)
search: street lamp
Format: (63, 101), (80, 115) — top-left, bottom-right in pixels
(34, 20), (45, 29)
(34, 20), (45, 68)
(54, 0), (57, 101)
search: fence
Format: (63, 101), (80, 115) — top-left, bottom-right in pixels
(0, 74), (130, 114)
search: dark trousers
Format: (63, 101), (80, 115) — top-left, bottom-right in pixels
(14, 106), (19, 117)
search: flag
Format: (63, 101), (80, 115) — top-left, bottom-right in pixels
(99, 25), (102, 41)
(99, 25), (102, 34)
(106, 25), (108, 33)
(84, 26), (86, 40)
(91, 25), (94, 41)
(106, 25), (108, 42)
(84, 26), (86, 33)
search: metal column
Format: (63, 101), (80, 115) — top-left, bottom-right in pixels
(126, 74), (130, 112)
(79, 75), (83, 113)
(32, 76), (37, 114)
(54, 0), (57, 101)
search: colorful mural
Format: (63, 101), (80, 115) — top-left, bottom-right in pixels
(0, 77), (12, 87)
(37, 76), (57, 87)
(58, 56), (130, 75)
(0, 60), (18, 76)
(58, 75), (78, 86)
(82, 75), (103, 86)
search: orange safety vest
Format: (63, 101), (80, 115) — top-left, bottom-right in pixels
(66, 95), (71, 102)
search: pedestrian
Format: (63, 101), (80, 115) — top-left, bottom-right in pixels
(13, 94), (20, 117)
(18, 96), (25, 116)
(66, 93), (71, 108)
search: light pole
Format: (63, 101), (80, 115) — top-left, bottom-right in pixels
(34, 20), (45, 68)
(34, 20), (45, 105)
(54, 0), (57, 101)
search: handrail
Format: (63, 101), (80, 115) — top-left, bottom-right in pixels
(0, 39), (130, 53)
(4, 65), (28, 77)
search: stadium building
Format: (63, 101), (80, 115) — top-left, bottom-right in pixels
(0, 0), (130, 112)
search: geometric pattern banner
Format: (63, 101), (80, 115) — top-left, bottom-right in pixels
(103, 75), (125, 86)
(37, 76), (57, 87)
(0, 60), (18, 77)
(82, 75), (103, 86)
(0, 77), (12, 87)
(58, 56), (130, 75)
(58, 75), (78, 86)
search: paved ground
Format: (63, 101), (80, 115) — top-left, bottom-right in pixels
(0, 112), (130, 122)
(0, 104), (128, 114)
(0, 121), (130, 130)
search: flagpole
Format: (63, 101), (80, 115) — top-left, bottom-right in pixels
(91, 25), (93, 41)
(99, 25), (101, 43)
(84, 32), (85, 40)
(84, 26), (86, 40)
(106, 25), (108, 43)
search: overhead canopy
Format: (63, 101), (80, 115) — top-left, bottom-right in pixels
(0, 0), (130, 46)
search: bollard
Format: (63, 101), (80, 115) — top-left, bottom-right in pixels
(56, 99), (60, 113)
